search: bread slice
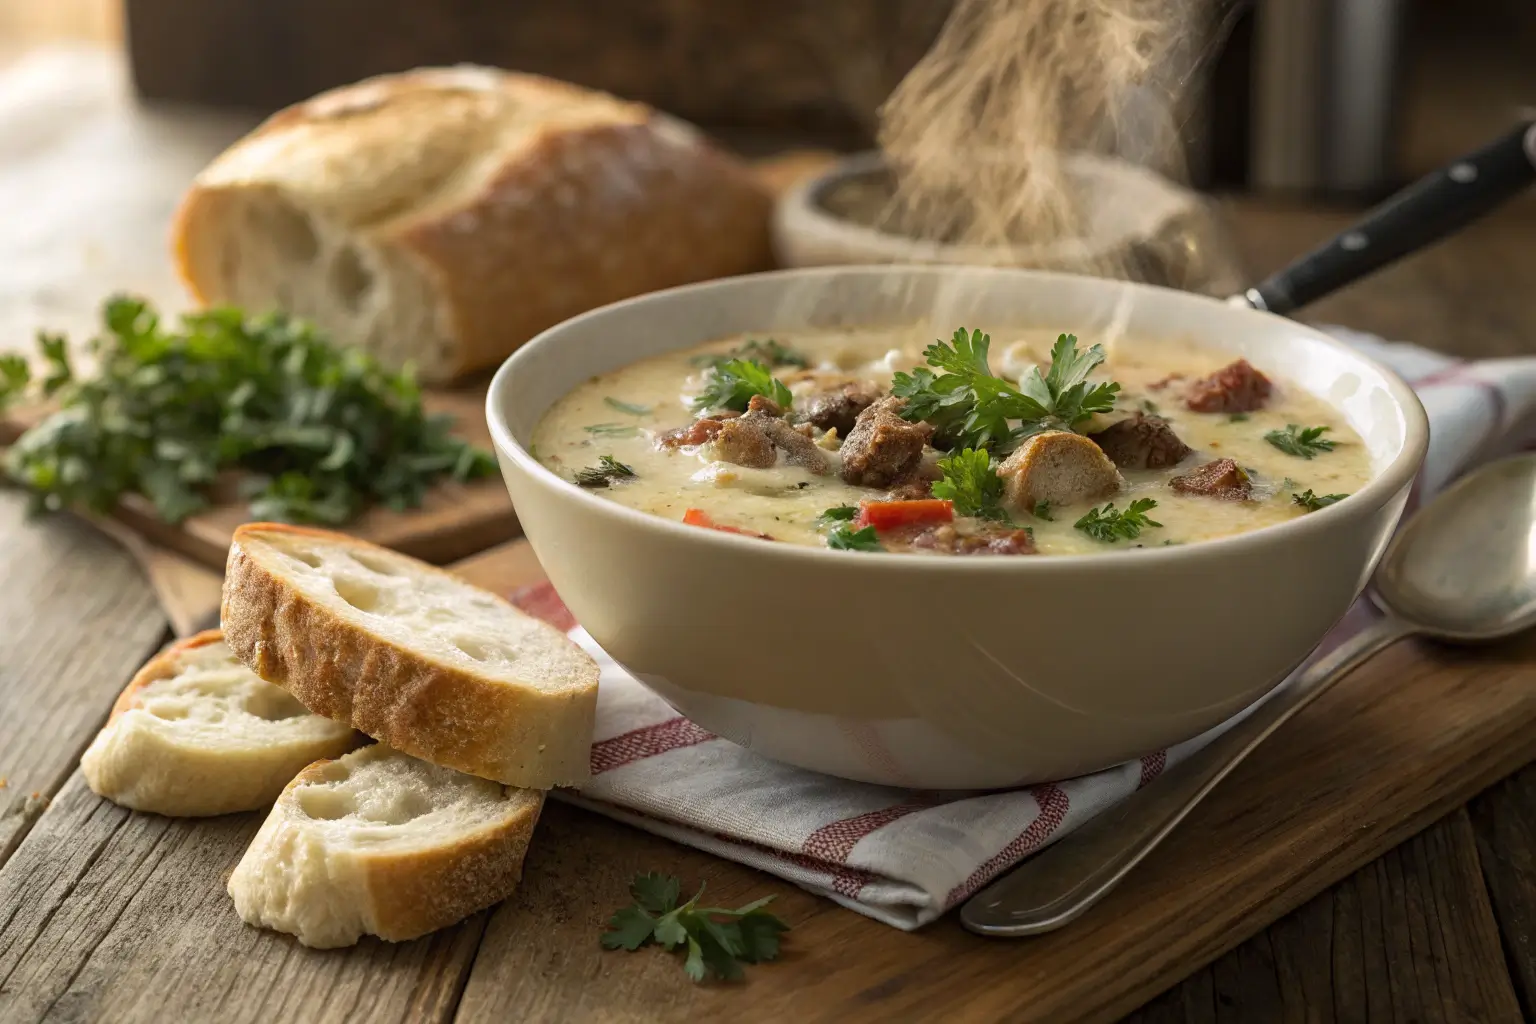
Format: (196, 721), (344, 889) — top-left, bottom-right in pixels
(221, 523), (599, 788)
(228, 743), (543, 948)
(79, 630), (359, 817)
(171, 65), (772, 383)
(999, 430), (1125, 512)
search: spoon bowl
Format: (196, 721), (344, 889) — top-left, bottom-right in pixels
(1373, 454), (1536, 640)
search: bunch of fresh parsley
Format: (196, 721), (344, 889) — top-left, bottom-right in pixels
(891, 329), (1120, 453)
(1074, 498), (1163, 543)
(931, 447), (1009, 521)
(602, 872), (789, 982)
(1265, 424), (1337, 459)
(692, 358), (794, 414)
(1, 298), (496, 525)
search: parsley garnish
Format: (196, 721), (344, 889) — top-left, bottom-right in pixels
(828, 523), (881, 551)
(816, 504), (858, 524)
(0, 353), (29, 412)
(1292, 489), (1348, 511)
(692, 338), (808, 371)
(1074, 498), (1163, 543)
(890, 329), (1120, 452)
(1033, 500), (1054, 521)
(602, 872), (789, 983)
(2, 298), (495, 525)
(573, 455), (636, 488)
(931, 447), (1009, 521)
(583, 423), (641, 438)
(604, 397), (651, 416)
(1265, 424), (1337, 459)
(1141, 399), (1159, 414)
(692, 359), (794, 414)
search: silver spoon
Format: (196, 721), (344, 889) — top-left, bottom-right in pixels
(961, 453), (1536, 937)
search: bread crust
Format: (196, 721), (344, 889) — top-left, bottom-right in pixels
(221, 523), (598, 788)
(229, 746), (545, 947)
(172, 66), (773, 381)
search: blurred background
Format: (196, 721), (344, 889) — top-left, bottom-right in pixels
(0, 0), (1532, 353)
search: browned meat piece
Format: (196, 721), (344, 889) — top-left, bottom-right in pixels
(884, 458), (942, 500)
(746, 393), (783, 417)
(658, 418), (727, 449)
(711, 417), (777, 468)
(797, 379), (883, 437)
(908, 522), (1036, 556)
(997, 430), (1123, 513)
(1184, 359), (1273, 413)
(1089, 412), (1194, 470)
(1170, 458), (1252, 500)
(761, 417), (831, 474)
(838, 397), (934, 488)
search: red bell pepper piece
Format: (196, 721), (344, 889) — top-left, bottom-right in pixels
(854, 498), (955, 531)
(681, 508), (774, 540)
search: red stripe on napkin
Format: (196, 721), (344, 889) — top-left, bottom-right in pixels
(946, 784), (1071, 906)
(591, 716), (718, 775)
(509, 581), (578, 632)
(803, 802), (933, 863)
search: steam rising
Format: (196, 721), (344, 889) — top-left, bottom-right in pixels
(871, 0), (1232, 288)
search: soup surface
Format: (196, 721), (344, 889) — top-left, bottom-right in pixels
(532, 325), (1373, 556)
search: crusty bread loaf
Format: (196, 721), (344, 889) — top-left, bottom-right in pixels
(228, 743), (543, 947)
(79, 630), (360, 817)
(172, 65), (774, 383)
(221, 523), (599, 788)
(999, 430), (1125, 512)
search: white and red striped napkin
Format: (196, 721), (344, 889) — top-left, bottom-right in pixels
(511, 331), (1536, 930)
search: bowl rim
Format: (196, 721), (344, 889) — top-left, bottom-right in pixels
(486, 265), (1430, 575)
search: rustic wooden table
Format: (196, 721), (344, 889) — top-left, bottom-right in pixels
(0, 39), (1533, 1024)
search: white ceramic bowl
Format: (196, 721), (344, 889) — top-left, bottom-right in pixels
(487, 266), (1428, 789)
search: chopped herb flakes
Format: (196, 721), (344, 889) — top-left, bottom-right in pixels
(1265, 424), (1337, 459)
(573, 455), (636, 488)
(1074, 498), (1163, 543)
(1032, 500), (1054, 521)
(604, 397), (651, 416)
(2, 297), (495, 525)
(583, 423), (641, 438)
(1292, 489), (1348, 511)
(602, 872), (789, 983)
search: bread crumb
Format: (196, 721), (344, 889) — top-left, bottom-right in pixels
(0, 776), (7, 789)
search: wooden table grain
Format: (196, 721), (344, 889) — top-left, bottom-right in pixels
(0, 38), (1534, 1024)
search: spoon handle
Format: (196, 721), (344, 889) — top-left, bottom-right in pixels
(1236, 118), (1536, 317)
(960, 614), (1416, 937)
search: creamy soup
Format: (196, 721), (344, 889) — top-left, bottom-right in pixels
(532, 325), (1373, 556)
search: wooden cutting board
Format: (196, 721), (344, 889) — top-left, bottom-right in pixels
(437, 539), (1536, 1023)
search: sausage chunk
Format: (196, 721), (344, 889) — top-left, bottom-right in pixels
(760, 417), (831, 475)
(908, 522), (1036, 556)
(1170, 458), (1252, 500)
(839, 397), (934, 488)
(797, 379), (883, 437)
(997, 430), (1123, 513)
(1184, 359), (1273, 413)
(1088, 412), (1194, 470)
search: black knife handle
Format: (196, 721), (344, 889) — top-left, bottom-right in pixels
(1244, 119), (1536, 317)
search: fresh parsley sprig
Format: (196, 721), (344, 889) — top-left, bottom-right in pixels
(573, 455), (636, 488)
(828, 522), (881, 551)
(1032, 500), (1054, 521)
(2, 297), (495, 525)
(890, 329), (1120, 452)
(1074, 498), (1163, 543)
(602, 872), (789, 983)
(931, 447), (1009, 521)
(1265, 424), (1337, 459)
(692, 358), (793, 414)
(1292, 488), (1348, 511)
(816, 504), (858, 525)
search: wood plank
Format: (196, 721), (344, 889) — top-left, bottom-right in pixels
(0, 494), (167, 866)
(450, 541), (1536, 1024)
(1469, 762), (1536, 1017)
(1127, 809), (1525, 1022)
(0, 775), (485, 1024)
